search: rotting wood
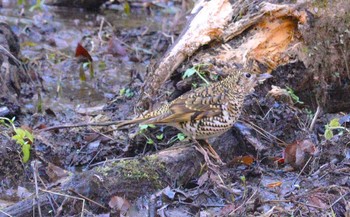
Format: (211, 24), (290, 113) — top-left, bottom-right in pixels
(1, 133), (242, 215)
(141, 0), (233, 107)
(140, 1), (307, 108)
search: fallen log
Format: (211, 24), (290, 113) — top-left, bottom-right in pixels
(140, 1), (306, 108)
(1, 132), (242, 216)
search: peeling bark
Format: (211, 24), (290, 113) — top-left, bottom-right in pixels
(140, 1), (307, 107)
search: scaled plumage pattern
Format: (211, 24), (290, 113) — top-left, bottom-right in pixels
(118, 71), (271, 140)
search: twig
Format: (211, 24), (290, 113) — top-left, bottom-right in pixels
(39, 189), (85, 217)
(240, 119), (287, 145)
(329, 192), (349, 209)
(292, 156), (313, 186)
(31, 161), (42, 217)
(0, 209), (12, 217)
(98, 17), (105, 42)
(229, 189), (258, 215)
(68, 189), (108, 210)
(36, 120), (122, 132)
(309, 105), (321, 131)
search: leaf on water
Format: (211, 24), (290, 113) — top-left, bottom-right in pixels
(89, 61), (94, 79)
(124, 1), (131, 15)
(75, 43), (92, 62)
(79, 64), (86, 81)
(98, 61), (106, 70)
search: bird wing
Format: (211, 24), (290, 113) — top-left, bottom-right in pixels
(151, 90), (226, 124)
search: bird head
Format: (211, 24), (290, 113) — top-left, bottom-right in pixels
(237, 72), (272, 93)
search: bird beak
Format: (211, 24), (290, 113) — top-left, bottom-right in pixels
(256, 73), (272, 82)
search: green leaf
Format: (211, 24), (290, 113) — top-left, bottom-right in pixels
(286, 86), (304, 104)
(329, 118), (340, 128)
(125, 89), (134, 98)
(24, 130), (34, 143)
(146, 138), (154, 145)
(148, 124), (156, 128)
(15, 128), (25, 138)
(182, 67), (196, 79)
(324, 129), (333, 140)
(156, 134), (164, 140)
(79, 64), (86, 81)
(22, 143), (31, 163)
(119, 88), (126, 96)
(124, 1), (131, 15)
(89, 61), (94, 79)
(98, 61), (106, 70)
(177, 133), (186, 141)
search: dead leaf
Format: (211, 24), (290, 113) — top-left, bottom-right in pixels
(107, 37), (127, 56)
(229, 155), (255, 166)
(197, 172), (208, 187)
(266, 181), (282, 188)
(75, 43), (92, 62)
(46, 163), (69, 182)
(108, 196), (130, 216)
(267, 85), (293, 104)
(283, 139), (317, 169)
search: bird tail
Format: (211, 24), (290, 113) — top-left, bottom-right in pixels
(116, 117), (150, 129)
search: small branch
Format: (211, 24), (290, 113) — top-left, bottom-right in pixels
(36, 121), (122, 132)
(68, 189), (108, 210)
(309, 105), (321, 131)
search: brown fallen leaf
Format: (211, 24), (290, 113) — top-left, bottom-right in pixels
(266, 181), (282, 188)
(75, 43), (92, 62)
(108, 195), (130, 216)
(283, 139), (318, 169)
(267, 85), (293, 104)
(229, 155), (255, 166)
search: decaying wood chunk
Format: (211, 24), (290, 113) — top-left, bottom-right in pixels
(141, 1), (307, 108)
(2, 136), (242, 215)
(141, 0), (233, 107)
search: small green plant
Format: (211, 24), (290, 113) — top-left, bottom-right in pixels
(29, 0), (44, 11)
(167, 133), (187, 144)
(119, 88), (134, 98)
(82, 61), (94, 79)
(177, 133), (186, 141)
(137, 124), (156, 146)
(240, 175), (247, 198)
(156, 134), (164, 140)
(286, 86), (304, 104)
(324, 118), (349, 140)
(0, 117), (33, 163)
(183, 64), (210, 85)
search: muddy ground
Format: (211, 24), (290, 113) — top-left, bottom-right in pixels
(0, 1), (349, 217)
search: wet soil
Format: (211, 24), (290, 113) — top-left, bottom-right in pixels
(0, 1), (349, 217)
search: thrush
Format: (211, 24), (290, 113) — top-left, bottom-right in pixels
(118, 71), (271, 164)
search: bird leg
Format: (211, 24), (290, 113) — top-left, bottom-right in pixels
(195, 139), (224, 166)
(199, 139), (224, 165)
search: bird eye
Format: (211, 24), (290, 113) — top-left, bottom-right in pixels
(245, 73), (251, 78)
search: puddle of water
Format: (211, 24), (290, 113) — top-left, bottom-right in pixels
(1, 5), (172, 113)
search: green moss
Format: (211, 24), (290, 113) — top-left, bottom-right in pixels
(312, 0), (328, 8)
(116, 156), (166, 188)
(95, 165), (113, 176)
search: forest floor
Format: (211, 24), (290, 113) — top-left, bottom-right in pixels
(0, 1), (349, 216)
